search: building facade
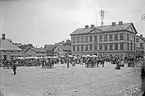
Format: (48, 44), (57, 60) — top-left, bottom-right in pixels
(136, 35), (145, 57)
(44, 45), (56, 56)
(70, 22), (137, 57)
(23, 47), (47, 57)
(54, 45), (71, 56)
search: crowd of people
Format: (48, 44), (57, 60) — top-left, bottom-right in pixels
(0, 54), (144, 75)
(0, 55), (143, 69)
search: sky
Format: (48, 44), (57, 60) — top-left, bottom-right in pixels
(0, 0), (145, 47)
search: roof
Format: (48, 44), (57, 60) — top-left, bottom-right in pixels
(25, 47), (47, 53)
(70, 27), (96, 35)
(44, 45), (56, 51)
(32, 48), (47, 53)
(58, 45), (71, 51)
(136, 35), (145, 42)
(19, 44), (34, 50)
(0, 38), (12, 43)
(0, 39), (22, 51)
(70, 23), (137, 35)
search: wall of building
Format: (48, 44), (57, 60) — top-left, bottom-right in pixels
(1, 51), (22, 60)
(136, 36), (145, 56)
(71, 30), (136, 57)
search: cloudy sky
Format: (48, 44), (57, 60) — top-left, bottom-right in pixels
(0, 0), (145, 47)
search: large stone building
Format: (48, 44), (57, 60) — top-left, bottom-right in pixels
(70, 22), (137, 57)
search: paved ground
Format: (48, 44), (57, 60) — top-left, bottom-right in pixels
(0, 62), (143, 96)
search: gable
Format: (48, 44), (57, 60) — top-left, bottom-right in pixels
(25, 48), (36, 56)
(54, 46), (63, 52)
(126, 24), (137, 34)
(25, 48), (35, 53)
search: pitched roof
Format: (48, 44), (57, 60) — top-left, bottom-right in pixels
(19, 44), (34, 50)
(31, 48), (47, 53)
(58, 45), (71, 51)
(70, 23), (136, 35)
(136, 35), (145, 42)
(0, 39), (22, 51)
(0, 38), (12, 43)
(44, 45), (56, 51)
(70, 27), (96, 35)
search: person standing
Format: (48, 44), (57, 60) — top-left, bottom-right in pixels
(12, 60), (17, 75)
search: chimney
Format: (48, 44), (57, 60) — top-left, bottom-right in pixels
(140, 34), (143, 37)
(91, 24), (95, 28)
(85, 25), (89, 29)
(2, 34), (5, 40)
(112, 22), (116, 26)
(119, 21), (123, 25)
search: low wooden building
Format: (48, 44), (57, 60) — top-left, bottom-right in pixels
(54, 45), (71, 56)
(23, 47), (47, 57)
(0, 34), (22, 61)
(44, 45), (56, 56)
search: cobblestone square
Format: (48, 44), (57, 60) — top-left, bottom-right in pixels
(0, 62), (143, 96)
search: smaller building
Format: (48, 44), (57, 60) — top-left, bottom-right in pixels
(44, 45), (56, 56)
(54, 45), (71, 56)
(23, 47), (47, 57)
(19, 44), (35, 57)
(0, 34), (22, 61)
(136, 35), (145, 57)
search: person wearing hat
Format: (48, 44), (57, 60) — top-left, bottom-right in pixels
(12, 60), (17, 75)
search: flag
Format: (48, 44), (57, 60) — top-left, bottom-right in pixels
(101, 10), (104, 19)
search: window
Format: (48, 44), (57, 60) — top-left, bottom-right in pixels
(77, 45), (79, 51)
(90, 44), (92, 50)
(81, 45), (84, 51)
(99, 35), (102, 42)
(127, 34), (129, 41)
(120, 43), (124, 50)
(109, 43), (113, 50)
(72, 37), (75, 43)
(140, 43), (144, 48)
(114, 43), (118, 50)
(114, 34), (118, 41)
(85, 36), (88, 43)
(136, 38), (139, 42)
(99, 44), (102, 50)
(94, 45), (97, 50)
(130, 43), (133, 51)
(104, 35), (108, 41)
(73, 45), (75, 51)
(120, 33), (124, 40)
(104, 44), (108, 50)
(89, 36), (92, 42)
(127, 43), (129, 50)
(77, 37), (80, 43)
(109, 34), (113, 41)
(85, 45), (88, 51)
(134, 44), (136, 50)
(81, 36), (84, 43)
(134, 36), (136, 42)
(94, 35), (97, 41)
